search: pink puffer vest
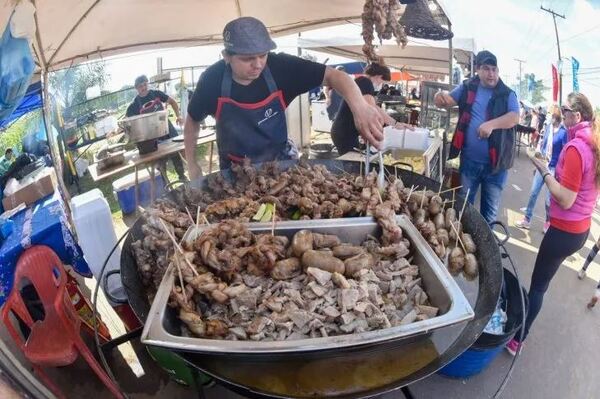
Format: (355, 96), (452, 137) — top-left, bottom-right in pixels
(550, 121), (599, 221)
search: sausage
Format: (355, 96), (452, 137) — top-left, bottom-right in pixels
(344, 253), (375, 277)
(449, 247), (465, 275)
(411, 191), (429, 208)
(302, 250), (345, 274)
(461, 233), (477, 254)
(445, 208), (457, 230)
(407, 200), (419, 214)
(448, 221), (463, 242)
(271, 258), (301, 280)
(313, 233), (342, 249)
(419, 220), (436, 239)
(437, 228), (449, 246)
(428, 195), (443, 216)
(433, 213), (445, 230)
(413, 209), (426, 226)
(332, 245), (364, 259)
(291, 230), (313, 257)
(464, 253), (479, 279)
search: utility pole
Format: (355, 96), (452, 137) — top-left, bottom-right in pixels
(514, 58), (526, 99)
(541, 5), (566, 105)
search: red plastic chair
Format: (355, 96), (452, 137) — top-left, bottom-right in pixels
(1, 245), (124, 399)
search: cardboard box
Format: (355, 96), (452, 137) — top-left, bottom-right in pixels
(2, 167), (56, 210)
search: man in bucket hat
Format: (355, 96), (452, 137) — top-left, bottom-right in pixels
(434, 50), (519, 224)
(184, 17), (386, 179)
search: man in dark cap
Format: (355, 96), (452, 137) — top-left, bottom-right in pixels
(184, 17), (385, 179)
(126, 74), (186, 181)
(434, 50), (519, 224)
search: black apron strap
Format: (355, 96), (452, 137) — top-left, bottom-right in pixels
(262, 65), (277, 94)
(221, 65), (233, 98)
(220, 64), (277, 97)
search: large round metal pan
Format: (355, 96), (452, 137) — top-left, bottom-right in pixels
(118, 159), (502, 398)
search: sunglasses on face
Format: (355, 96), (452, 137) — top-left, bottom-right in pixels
(561, 106), (574, 114)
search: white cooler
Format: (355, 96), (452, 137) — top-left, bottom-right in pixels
(70, 189), (125, 305)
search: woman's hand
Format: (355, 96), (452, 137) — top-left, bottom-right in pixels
(529, 152), (550, 175)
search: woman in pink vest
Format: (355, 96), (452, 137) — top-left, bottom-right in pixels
(506, 93), (600, 356)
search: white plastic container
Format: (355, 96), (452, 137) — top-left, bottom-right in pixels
(70, 189), (125, 305)
(379, 126), (429, 152)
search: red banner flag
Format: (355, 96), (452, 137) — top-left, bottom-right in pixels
(552, 64), (559, 102)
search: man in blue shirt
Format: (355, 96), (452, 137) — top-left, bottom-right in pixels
(434, 51), (519, 224)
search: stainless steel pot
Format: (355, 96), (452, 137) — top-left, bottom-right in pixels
(119, 110), (168, 143)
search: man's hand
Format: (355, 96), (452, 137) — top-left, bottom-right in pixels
(176, 116), (184, 126)
(478, 121), (495, 139)
(188, 162), (203, 181)
(353, 103), (385, 149)
(434, 91), (457, 108)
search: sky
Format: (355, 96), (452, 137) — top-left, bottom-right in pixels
(99, 0), (600, 107)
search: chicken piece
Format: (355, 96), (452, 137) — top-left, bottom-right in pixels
(306, 267), (333, 285)
(433, 213), (445, 230)
(428, 195), (443, 216)
(437, 228), (449, 246)
(445, 208), (457, 230)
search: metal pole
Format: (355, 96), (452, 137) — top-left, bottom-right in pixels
(514, 58), (526, 99)
(541, 6), (566, 105)
(42, 70), (73, 214)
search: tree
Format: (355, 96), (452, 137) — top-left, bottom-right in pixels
(49, 62), (110, 109)
(518, 73), (548, 104)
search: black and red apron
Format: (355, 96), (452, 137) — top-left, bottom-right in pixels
(215, 65), (291, 170)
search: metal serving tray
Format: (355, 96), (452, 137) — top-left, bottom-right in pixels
(141, 215), (474, 354)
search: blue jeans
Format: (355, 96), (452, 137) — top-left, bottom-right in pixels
(523, 168), (554, 222)
(460, 157), (508, 225)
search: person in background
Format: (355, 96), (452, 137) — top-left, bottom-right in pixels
(324, 65), (346, 121)
(515, 107), (568, 232)
(127, 75), (187, 181)
(0, 148), (14, 176)
(331, 63), (413, 155)
(185, 17), (385, 179)
(410, 87), (419, 100)
(434, 50), (519, 224)
(506, 92), (600, 355)
(577, 235), (600, 309)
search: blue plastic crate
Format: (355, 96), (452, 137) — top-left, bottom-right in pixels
(113, 172), (165, 214)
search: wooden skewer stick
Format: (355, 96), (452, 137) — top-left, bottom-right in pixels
(459, 188), (471, 222)
(420, 187), (426, 209)
(271, 203), (277, 236)
(439, 185), (463, 195)
(159, 219), (199, 276)
(406, 185), (415, 202)
(185, 207), (194, 224)
(376, 188), (384, 205)
(202, 214), (211, 225)
(450, 221), (467, 253)
(196, 206), (201, 227)
(173, 259), (187, 304)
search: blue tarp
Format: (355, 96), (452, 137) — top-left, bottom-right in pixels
(0, 80), (42, 129)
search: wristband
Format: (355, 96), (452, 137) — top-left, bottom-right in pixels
(542, 172), (551, 182)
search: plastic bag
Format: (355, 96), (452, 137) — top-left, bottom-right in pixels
(483, 297), (508, 335)
(0, 23), (35, 122)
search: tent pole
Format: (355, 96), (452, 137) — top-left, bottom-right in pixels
(41, 70), (73, 215)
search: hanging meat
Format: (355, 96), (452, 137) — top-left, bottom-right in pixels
(361, 0), (407, 63)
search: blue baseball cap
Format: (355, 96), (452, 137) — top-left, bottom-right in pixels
(223, 17), (276, 55)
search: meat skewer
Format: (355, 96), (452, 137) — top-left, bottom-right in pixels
(159, 219), (200, 277)
(439, 185), (463, 195)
